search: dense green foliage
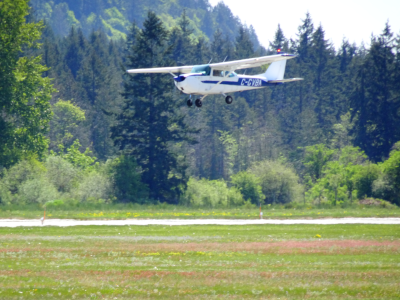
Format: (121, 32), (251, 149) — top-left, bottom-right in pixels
(0, 0), (399, 208)
(182, 177), (244, 207)
(0, 0), (55, 167)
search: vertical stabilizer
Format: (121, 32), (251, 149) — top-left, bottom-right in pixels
(263, 60), (287, 80)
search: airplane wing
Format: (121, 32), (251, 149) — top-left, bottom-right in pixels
(268, 78), (304, 83)
(126, 54), (297, 74)
(127, 65), (193, 74)
(209, 54), (297, 71)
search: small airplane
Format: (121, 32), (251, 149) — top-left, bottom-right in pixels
(127, 50), (303, 107)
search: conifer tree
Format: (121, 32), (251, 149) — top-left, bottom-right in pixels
(112, 12), (197, 201)
(269, 24), (288, 53)
(310, 25), (338, 133)
(193, 37), (211, 65)
(235, 26), (254, 59)
(64, 27), (87, 79)
(351, 23), (399, 161)
(78, 30), (120, 159)
(169, 10), (195, 66)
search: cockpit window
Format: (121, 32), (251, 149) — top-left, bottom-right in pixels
(213, 70), (237, 77)
(225, 71), (237, 78)
(191, 65), (211, 75)
(212, 69), (224, 77)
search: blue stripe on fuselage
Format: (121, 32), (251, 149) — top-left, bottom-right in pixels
(201, 77), (281, 87)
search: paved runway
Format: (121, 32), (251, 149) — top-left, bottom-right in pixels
(1, 218), (400, 227)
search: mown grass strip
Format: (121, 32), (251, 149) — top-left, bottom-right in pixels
(1, 225), (399, 299)
(1, 224), (399, 241)
(1, 205), (399, 220)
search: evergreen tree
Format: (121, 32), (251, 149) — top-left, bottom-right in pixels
(112, 12), (197, 201)
(193, 37), (211, 65)
(269, 24), (288, 53)
(64, 27), (87, 78)
(235, 26), (254, 59)
(351, 23), (399, 161)
(310, 24), (338, 134)
(78, 30), (120, 159)
(296, 12), (314, 60)
(169, 10), (195, 66)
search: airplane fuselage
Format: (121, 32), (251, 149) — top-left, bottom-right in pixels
(174, 73), (280, 96)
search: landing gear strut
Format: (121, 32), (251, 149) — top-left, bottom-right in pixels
(225, 95), (233, 104)
(195, 99), (202, 108)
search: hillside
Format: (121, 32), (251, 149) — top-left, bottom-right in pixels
(30, 0), (260, 48)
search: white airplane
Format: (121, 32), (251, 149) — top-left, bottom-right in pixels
(127, 51), (303, 107)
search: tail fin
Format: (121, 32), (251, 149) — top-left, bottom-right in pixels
(262, 60), (287, 81)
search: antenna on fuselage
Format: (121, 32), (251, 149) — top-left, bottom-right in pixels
(223, 56), (228, 62)
(208, 58), (213, 64)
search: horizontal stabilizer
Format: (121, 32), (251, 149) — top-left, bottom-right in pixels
(268, 78), (303, 83)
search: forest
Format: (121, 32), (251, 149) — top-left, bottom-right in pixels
(1, 0), (400, 208)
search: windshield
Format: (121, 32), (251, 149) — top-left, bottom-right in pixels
(191, 65), (211, 75)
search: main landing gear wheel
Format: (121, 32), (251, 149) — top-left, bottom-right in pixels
(187, 99), (193, 107)
(225, 95), (233, 104)
(195, 99), (202, 108)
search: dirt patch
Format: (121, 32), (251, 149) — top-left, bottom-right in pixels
(15, 240), (400, 255)
(359, 198), (383, 206)
(113, 240), (400, 252)
(2, 240), (399, 254)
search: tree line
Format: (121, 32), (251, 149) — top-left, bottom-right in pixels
(1, 0), (400, 207)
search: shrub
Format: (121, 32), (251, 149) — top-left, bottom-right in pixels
(0, 158), (45, 195)
(112, 156), (149, 203)
(380, 143), (400, 204)
(44, 199), (65, 208)
(354, 163), (381, 199)
(0, 181), (12, 204)
(372, 175), (393, 200)
(18, 176), (59, 205)
(249, 160), (303, 204)
(73, 172), (113, 202)
(45, 155), (78, 193)
(302, 144), (335, 182)
(231, 171), (264, 205)
(182, 177), (244, 207)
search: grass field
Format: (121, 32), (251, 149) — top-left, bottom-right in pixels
(1, 224), (399, 299)
(1, 204), (399, 220)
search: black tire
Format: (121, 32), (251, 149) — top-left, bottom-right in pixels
(195, 99), (202, 107)
(225, 95), (233, 104)
(187, 99), (193, 107)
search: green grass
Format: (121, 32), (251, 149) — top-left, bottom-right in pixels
(1, 224), (399, 299)
(1, 224), (399, 240)
(1, 203), (399, 220)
